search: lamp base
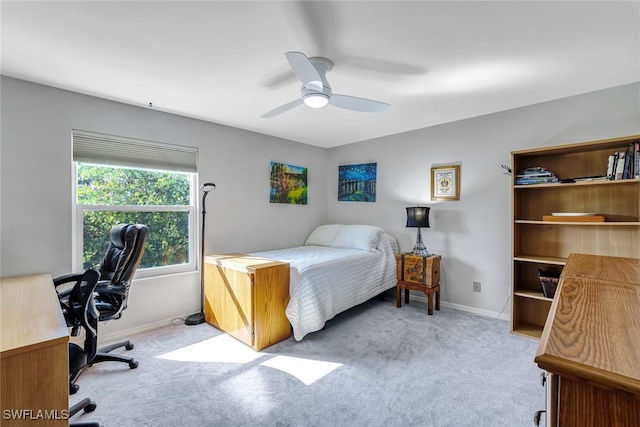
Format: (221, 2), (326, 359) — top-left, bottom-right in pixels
(412, 227), (431, 256)
(185, 312), (205, 325)
(412, 248), (431, 257)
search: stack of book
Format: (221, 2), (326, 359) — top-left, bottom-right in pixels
(515, 167), (558, 185)
(607, 141), (640, 180)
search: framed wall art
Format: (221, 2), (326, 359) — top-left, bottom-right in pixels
(338, 162), (377, 202)
(270, 161), (307, 205)
(431, 165), (460, 201)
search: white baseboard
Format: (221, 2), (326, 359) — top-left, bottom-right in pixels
(99, 293), (510, 346)
(98, 314), (194, 346)
(408, 292), (510, 321)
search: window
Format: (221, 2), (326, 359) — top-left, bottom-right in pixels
(73, 130), (198, 277)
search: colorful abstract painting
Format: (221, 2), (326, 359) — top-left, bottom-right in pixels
(338, 162), (377, 202)
(270, 161), (308, 205)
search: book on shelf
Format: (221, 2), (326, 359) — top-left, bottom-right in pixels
(607, 141), (640, 180)
(607, 153), (617, 180)
(515, 166), (558, 185)
(515, 176), (559, 185)
(609, 141), (640, 180)
(623, 144), (632, 179)
(610, 152), (619, 180)
(516, 172), (553, 178)
(516, 170), (554, 177)
(615, 151), (626, 180)
(632, 141), (640, 178)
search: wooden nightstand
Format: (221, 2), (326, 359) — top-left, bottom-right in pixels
(395, 253), (441, 315)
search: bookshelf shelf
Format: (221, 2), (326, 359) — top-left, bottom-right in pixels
(515, 220), (640, 226)
(511, 134), (640, 339)
(514, 289), (552, 301)
(513, 255), (567, 265)
(514, 177), (640, 189)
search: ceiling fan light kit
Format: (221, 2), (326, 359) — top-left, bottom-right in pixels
(303, 93), (330, 108)
(262, 51), (390, 118)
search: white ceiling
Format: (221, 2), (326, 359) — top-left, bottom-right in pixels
(2, 1), (639, 148)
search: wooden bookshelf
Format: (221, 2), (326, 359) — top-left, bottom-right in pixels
(510, 135), (640, 339)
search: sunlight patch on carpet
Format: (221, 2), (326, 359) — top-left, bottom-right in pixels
(260, 355), (342, 385)
(156, 334), (263, 364)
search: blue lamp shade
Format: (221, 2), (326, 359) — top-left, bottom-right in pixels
(406, 206), (430, 256)
(406, 206), (430, 228)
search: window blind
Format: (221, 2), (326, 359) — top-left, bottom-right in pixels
(72, 129), (198, 173)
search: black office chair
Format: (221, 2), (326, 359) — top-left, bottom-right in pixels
(61, 269), (103, 427)
(55, 223), (147, 375)
(91, 223), (148, 369)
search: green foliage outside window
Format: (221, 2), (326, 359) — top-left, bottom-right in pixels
(78, 164), (192, 271)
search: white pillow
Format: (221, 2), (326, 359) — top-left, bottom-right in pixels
(331, 225), (384, 252)
(304, 224), (344, 247)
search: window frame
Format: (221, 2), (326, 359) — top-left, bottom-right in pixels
(72, 162), (199, 279)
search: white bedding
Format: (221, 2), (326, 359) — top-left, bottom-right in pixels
(251, 233), (398, 340)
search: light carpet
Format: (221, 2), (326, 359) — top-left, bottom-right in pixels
(71, 295), (545, 426)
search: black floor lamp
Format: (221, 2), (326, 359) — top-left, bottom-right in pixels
(186, 182), (216, 326)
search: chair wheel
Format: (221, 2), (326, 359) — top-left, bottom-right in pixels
(70, 384), (79, 395)
(84, 402), (97, 413)
(129, 360), (139, 369)
(125, 343), (134, 350)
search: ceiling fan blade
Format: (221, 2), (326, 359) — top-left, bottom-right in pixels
(338, 55), (426, 77)
(261, 99), (304, 118)
(330, 94), (390, 113)
(285, 51), (323, 92)
(293, 1), (339, 54)
(262, 69), (297, 89)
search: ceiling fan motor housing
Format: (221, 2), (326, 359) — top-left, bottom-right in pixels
(301, 58), (333, 108)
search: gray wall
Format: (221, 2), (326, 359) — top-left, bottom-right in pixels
(1, 76), (638, 339)
(0, 76), (328, 338)
(328, 82), (640, 317)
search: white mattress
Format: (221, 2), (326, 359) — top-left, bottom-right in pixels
(251, 233), (397, 340)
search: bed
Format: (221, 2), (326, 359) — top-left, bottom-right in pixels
(251, 224), (399, 341)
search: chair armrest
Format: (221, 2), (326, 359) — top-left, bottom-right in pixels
(54, 273), (86, 301)
(54, 271), (103, 302)
(95, 281), (126, 295)
(94, 281), (128, 320)
(53, 272), (84, 288)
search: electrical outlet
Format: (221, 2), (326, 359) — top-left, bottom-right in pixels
(473, 281), (481, 292)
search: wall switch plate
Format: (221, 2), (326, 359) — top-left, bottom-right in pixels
(473, 281), (481, 292)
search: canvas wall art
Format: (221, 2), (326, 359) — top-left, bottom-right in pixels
(270, 161), (308, 205)
(338, 162), (377, 202)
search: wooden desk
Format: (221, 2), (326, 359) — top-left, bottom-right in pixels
(1, 274), (69, 426)
(535, 253), (640, 426)
(204, 254), (290, 351)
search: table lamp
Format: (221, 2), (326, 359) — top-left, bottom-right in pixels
(406, 206), (430, 256)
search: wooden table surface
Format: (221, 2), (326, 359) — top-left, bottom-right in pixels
(1, 273), (70, 426)
(535, 253), (640, 394)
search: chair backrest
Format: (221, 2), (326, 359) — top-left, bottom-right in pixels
(99, 223), (148, 286)
(95, 223), (148, 320)
(66, 269), (101, 362)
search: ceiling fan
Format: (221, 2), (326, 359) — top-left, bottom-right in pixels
(261, 51), (390, 118)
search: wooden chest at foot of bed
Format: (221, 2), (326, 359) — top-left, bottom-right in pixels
(396, 253), (440, 287)
(204, 253), (291, 351)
